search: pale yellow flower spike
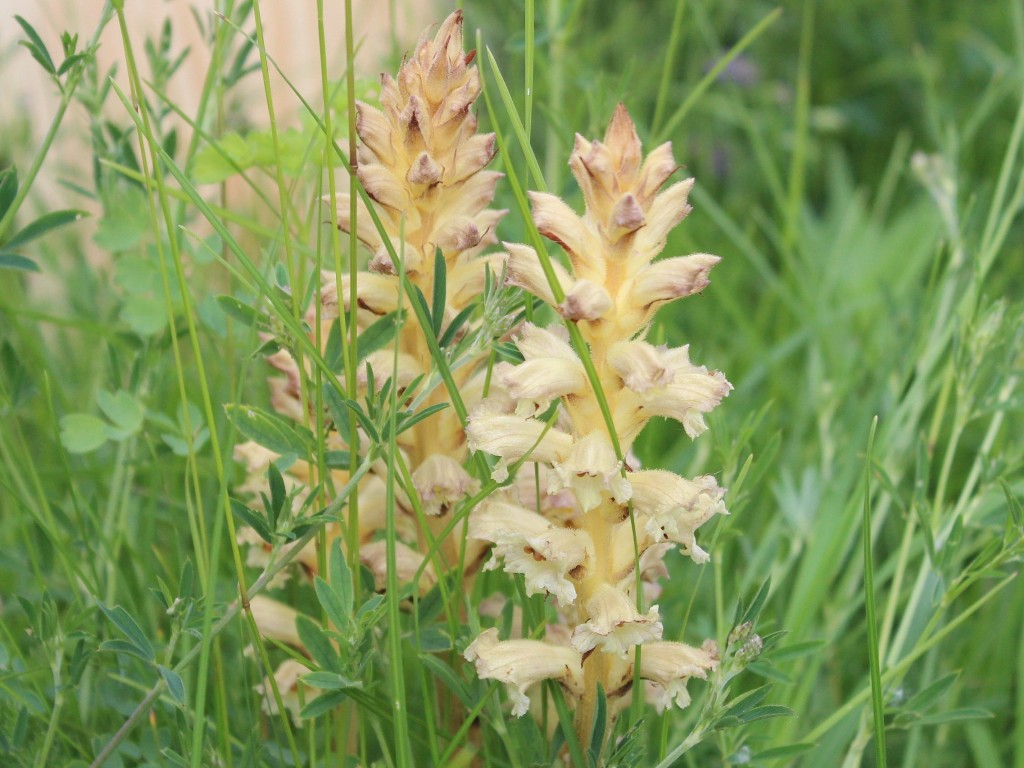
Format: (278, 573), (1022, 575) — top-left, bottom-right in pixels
(466, 106), (729, 743)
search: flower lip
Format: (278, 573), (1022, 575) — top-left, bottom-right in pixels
(464, 627), (584, 716)
(570, 584), (663, 658)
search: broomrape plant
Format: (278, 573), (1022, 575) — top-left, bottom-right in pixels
(232, 8), (744, 760)
(463, 104), (731, 745)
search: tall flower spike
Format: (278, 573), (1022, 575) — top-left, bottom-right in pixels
(466, 106), (728, 743)
(236, 12), (505, 668)
(331, 11), (508, 550)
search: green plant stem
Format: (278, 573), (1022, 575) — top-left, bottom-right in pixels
(0, 5), (115, 243)
(862, 418), (887, 768)
(651, 0), (687, 137)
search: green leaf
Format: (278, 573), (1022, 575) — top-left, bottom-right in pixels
(394, 402), (448, 436)
(338, 399), (379, 444)
(120, 294), (168, 337)
(324, 450), (352, 468)
(93, 187), (149, 251)
(588, 684), (607, 765)
(5, 209), (86, 249)
(301, 671), (361, 690)
(230, 499), (272, 544)
(903, 672), (959, 714)
(191, 132), (252, 184)
(314, 576), (350, 636)
(99, 638), (155, 662)
(906, 708), (993, 728)
(215, 294), (267, 327)
(749, 743), (816, 762)
(98, 603), (155, 661)
(0, 166), (17, 218)
(738, 577), (771, 626)
(266, 462), (286, 527)
(15, 16), (55, 74)
(327, 541), (353, 624)
(733, 704), (795, 725)
(357, 311), (399, 362)
(225, 403), (314, 456)
(96, 389), (144, 434)
(60, 414), (108, 453)
(0, 252), (39, 272)
(419, 655), (474, 708)
(414, 626), (451, 653)
(295, 615), (340, 673)
(431, 247), (446, 338)
(299, 689), (351, 720)
(324, 317), (345, 371)
(439, 302), (477, 348)
(158, 665), (186, 705)
(57, 52), (89, 76)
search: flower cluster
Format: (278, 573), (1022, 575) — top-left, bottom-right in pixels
(235, 10), (506, 714)
(463, 105), (731, 738)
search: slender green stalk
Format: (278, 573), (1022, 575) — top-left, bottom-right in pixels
(654, 6), (782, 143)
(386, 229), (413, 768)
(861, 418), (887, 768)
(0, 5), (115, 242)
(782, 0), (814, 251)
(651, 0), (687, 136)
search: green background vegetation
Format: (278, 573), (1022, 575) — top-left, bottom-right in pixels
(0, 0), (1021, 765)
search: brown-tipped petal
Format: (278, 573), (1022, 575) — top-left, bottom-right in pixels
(629, 253), (720, 310)
(550, 432), (631, 513)
(609, 193), (645, 242)
(640, 639), (719, 712)
(504, 242), (572, 307)
(449, 170), (503, 216)
(354, 101), (394, 165)
(357, 164), (409, 210)
(464, 628), (584, 717)
(604, 103), (642, 180)
(398, 94), (432, 148)
(530, 191), (588, 257)
(629, 470), (726, 561)
(406, 151), (443, 186)
(495, 357), (587, 416)
(360, 540), (436, 593)
(412, 455), (479, 516)
(633, 180), (694, 263)
(570, 584), (663, 658)
(559, 279), (613, 321)
(466, 409), (575, 480)
(607, 340), (674, 392)
(318, 271), (397, 323)
(637, 141), (680, 202)
(434, 216), (482, 252)
(512, 322), (576, 361)
(333, 194), (384, 251)
(449, 132), (497, 183)
(469, 500), (594, 606)
(637, 348), (732, 439)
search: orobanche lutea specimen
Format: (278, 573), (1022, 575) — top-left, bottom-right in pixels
(464, 105), (731, 742)
(236, 8), (732, 752)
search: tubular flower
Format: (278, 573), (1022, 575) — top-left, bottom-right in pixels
(639, 640), (720, 712)
(464, 628), (584, 717)
(465, 105), (730, 742)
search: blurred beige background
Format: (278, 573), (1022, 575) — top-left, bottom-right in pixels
(0, 0), (437, 234)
